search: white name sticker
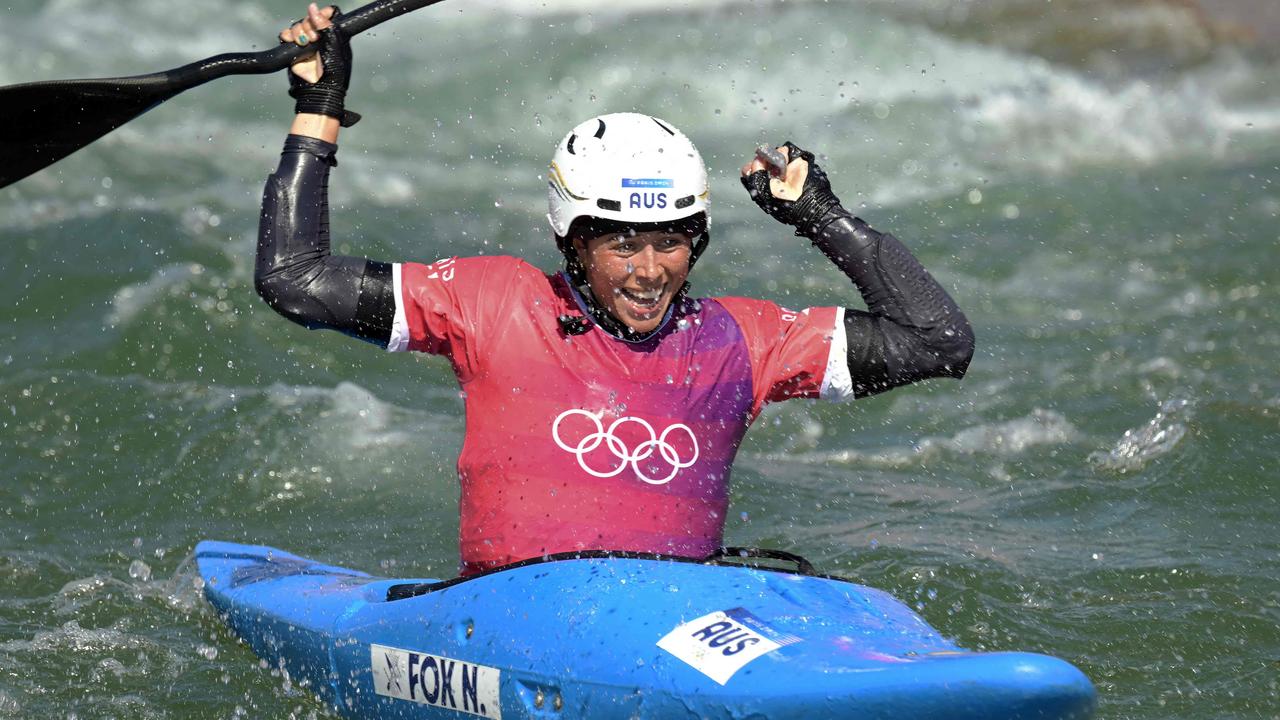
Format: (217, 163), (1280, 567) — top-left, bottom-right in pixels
(656, 608), (799, 685)
(370, 644), (502, 719)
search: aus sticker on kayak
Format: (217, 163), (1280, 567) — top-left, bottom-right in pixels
(370, 644), (502, 719)
(656, 608), (801, 684)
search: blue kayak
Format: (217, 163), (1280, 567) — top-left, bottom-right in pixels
(195, 540), (1095, 719)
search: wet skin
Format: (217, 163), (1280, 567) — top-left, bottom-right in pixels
(573, 231), (694, 334)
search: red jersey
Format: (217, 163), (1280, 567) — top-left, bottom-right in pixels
(389, 256), (852, 573)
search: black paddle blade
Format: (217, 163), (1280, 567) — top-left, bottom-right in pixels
(0, 1), (452, 190)
(0, 74), (181, 189)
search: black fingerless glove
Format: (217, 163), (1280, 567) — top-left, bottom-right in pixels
(286, 7), (361, 128)
(741, 141), (844, 238)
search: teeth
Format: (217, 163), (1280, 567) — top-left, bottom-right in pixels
(626, 288), (662, 302)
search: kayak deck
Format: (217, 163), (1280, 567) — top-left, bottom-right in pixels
(196, 540), (1096, 719)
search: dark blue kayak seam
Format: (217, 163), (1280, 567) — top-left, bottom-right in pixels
(385, 547), (841, 601)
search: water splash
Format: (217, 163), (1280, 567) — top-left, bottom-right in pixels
(1089, 397), (1193, 472)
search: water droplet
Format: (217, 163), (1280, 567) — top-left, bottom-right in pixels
(128, 560), (152, 582)
(198, 645), (219, 660)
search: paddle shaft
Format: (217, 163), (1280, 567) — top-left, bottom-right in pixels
(153, 0), (446, 92)
(0, 0), (446, 189)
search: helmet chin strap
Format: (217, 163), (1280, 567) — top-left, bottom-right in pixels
(573, 279), (664, 342)
(687, 229), (711, 271)
(588, 295), (640, 339)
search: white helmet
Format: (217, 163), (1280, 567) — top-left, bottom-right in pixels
(547, 112), (709, 238)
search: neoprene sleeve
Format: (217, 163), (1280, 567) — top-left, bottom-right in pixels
(254, 134), (394, 345)
(810, 211), (975, 397)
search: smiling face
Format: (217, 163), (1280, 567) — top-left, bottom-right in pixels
(573, 229), (694, 334)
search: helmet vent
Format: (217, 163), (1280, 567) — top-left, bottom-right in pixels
(548, 114), (707, 242)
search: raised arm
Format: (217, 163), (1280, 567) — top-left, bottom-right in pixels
(742, 142), (975, 397)
(254, 4), (395, 346)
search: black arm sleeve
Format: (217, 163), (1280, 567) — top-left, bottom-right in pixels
(254, 134), (395, 346)
(807, 211), (975, 397)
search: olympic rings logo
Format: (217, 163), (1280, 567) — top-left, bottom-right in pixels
(552, 409), (699, 486)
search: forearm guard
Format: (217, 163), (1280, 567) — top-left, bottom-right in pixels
(810, 210), (975, 397)
(254, 134), (394, 345)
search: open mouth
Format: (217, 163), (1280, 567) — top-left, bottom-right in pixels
(619, 286), (664, 314)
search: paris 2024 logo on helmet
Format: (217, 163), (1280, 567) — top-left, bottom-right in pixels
(552, 409), (699, 485)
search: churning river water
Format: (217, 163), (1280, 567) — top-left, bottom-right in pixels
(2, 0), (1278, 717)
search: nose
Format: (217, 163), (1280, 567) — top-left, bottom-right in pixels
(631, 245), (661, 281)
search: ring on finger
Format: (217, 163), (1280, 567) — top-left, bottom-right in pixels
(295, 32), (309, 46)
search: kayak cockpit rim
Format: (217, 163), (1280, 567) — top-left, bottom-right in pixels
(385, 546), (844, 602)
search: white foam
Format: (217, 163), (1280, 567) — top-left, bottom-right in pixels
(13, 0), (267, 75)
(772, 408), (1080, 469)
(7, 0), (1278, 220)
(4, 371), (459, 483)
(10, 620), (151, 654)
(264, 380), (421, 450)
(942, 409), (1080, 455)
(106, 263), (204, 328)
